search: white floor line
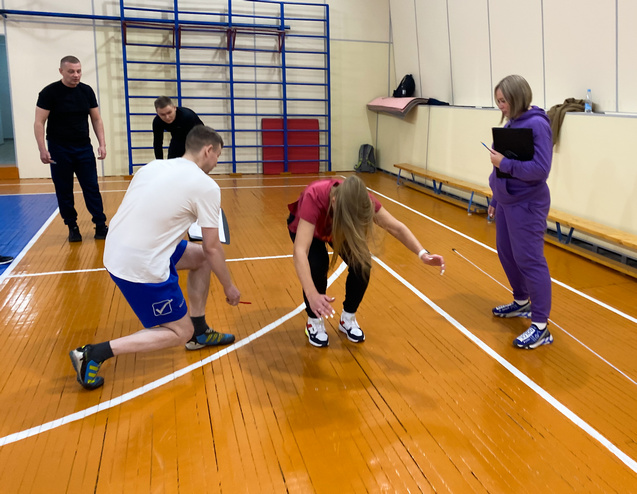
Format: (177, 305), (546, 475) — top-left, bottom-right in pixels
(374, 255), (637, 475)
(4, 254), (295, 280)
(2, 179), (635, 460)
(368, 186), (637, 326)
(0, 262), (347, 448)
(451, 248), (637, 387)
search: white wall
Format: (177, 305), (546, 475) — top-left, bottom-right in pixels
(375, 105), (637, 236)
(328, 0), (391, 170)
(3, 0), (112, 178)
(381, 0), (637, 238)
(389, 0), (637, 113)
(3, 0), (393, 178)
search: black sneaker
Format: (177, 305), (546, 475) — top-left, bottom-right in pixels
(0, 256), (13, 265)
(68, 225), (82, 243)
(95, 224), (108, 240)
(69, 345), (104, 390)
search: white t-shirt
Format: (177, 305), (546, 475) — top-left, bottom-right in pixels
(104, 158), (220, 283)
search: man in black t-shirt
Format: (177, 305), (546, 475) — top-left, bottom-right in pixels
(34, 56), (108, 243)
(152, 96), (204, 160)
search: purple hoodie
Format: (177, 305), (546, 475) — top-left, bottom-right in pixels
(489, 106), (552, 207)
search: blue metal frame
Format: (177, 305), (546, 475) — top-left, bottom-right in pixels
(122, 0), (330, 174)
(1, 1), (332, 176)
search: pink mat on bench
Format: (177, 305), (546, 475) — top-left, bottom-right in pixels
(367, 96), (428, 117)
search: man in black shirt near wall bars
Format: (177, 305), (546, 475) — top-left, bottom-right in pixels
(152, 96), (204, 160)
(34, 55), (108, 243)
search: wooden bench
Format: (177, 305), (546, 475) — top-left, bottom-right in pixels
(393, 163), (637, 277)
(547, 210), (637, 251)
(545, 209), (637, 277)
(394, 163), (492, 214)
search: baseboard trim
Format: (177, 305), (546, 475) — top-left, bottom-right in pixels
(0, 166), (19, 180)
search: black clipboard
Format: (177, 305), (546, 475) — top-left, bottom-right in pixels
(492, 127), (534, 178)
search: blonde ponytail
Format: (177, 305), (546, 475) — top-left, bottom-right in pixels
(330, 176), (374, 277)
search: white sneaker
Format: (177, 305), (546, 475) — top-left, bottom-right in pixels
(305, 317), (329, 347)
(338, 313), (365, 343)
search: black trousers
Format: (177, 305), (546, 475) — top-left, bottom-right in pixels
(288, 215), (370, 318)
(48, 141), (106, 226)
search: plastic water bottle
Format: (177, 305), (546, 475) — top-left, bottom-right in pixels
(585, 89), (592, 113)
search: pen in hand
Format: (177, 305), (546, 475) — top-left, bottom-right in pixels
(481, 142), (494, 153)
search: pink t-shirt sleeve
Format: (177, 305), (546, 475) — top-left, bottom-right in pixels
(295, 185), (327, 225)
(370, 193), (382, 213)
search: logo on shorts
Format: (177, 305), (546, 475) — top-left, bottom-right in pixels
(152, 298), (174, 317)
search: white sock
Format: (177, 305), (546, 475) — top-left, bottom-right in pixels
(514, 298), (529, 306)
(532, 322), (547, 330)
(341, 310), (356, 322)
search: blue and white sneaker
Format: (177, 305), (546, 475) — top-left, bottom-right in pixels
(513, 324), (553, 349)
(69, 345), (104, 390)
(305, 317), (329, 347)
(338, 314), (365, 343)
(492, 300), (531, 318)
(185, 328), (235, 350)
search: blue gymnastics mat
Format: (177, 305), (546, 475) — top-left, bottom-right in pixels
(0, 194), (59, 274)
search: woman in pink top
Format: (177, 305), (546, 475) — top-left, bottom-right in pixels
(288, 175), (445, 347)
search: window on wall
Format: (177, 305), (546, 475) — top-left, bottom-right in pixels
(0, 35), (16, 166)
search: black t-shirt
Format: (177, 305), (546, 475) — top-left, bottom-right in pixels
(36, 81), (98, 146)
(152, 107), (204, 159)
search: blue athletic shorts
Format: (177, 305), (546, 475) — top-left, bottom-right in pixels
(109, 240), (189, 328)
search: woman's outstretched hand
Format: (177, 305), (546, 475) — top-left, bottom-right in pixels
(421, 253), (446, 275)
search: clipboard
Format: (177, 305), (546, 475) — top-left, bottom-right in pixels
(187, 208), (230, 244)
(218, 208), (230, 245)
(492, 127), (534, 178)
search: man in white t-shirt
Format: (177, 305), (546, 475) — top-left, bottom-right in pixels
(69, 125), (241, 390)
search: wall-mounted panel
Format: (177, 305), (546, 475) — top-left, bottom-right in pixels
(414, 0), (452, 103)
(617, 0), (637, 112)
(447, 0), (492, 107)
(389, 0), (420, 96)
(489, 0), (545, 109)
(543, 0), (616, 112)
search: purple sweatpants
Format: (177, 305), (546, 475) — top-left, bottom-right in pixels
(495, 200), (552, 323)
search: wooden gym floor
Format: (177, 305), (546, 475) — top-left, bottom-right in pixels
(0, 171), (636, 493)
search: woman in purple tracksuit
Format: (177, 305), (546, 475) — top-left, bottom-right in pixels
(487, 75), (553, 349)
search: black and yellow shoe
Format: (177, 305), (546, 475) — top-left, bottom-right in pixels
(69, 345), (104, 390)
(185, 328), (235, 350)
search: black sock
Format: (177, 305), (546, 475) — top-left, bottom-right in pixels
(191, 315), (209, 338)
(88, 341), (114, 363)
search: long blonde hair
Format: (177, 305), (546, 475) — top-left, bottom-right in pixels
(329, 176), (374, 277)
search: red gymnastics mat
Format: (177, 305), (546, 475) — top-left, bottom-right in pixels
(261, 118), (320, 174)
